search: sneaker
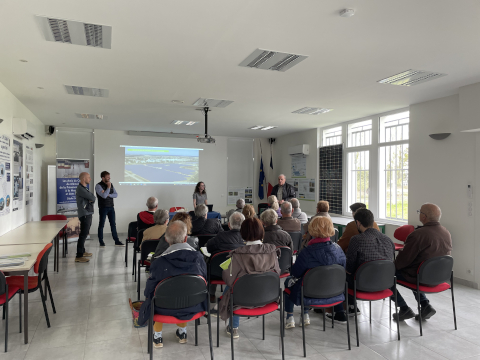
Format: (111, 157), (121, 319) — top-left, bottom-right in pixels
(285, 316), (295, 329)
(153, 336), (163, 348)
(348, 305), (361, 317)
(83, 252), (93, 257)
(298, 313), (310, 327)
(313, 308), (324, 314)
(209, 308), (219, 317)
(115, 241), (125, 247)
(326, 311), (347, 323)
(75, 257), (90, 263)
(393, 307), (415, 322)
(226, 325), (239, 339)
(176, 329), (187, 344)
(99, 242), (106, 248)
(415, 304), (436, 321)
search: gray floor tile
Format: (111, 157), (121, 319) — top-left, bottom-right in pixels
(84, 335), (144, 360)
(24, 344), (85, 360)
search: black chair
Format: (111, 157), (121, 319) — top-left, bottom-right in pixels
(221, 224), (230, 232)
(294, 265), (350, 356)
(197, 234), (216, 248)
(287, 232), (302, 253)
(207, 251), (229, 321)
(137, 239), (161, 300)
(222, 272), (284, 360)
(331, 228), (339, 243)
(396, 255), (456, 336)
(125, 221), (138, 267)
(148, 275), (213, 360)
(133, 229), (146, 281)
(257, 203), (269, 215)
(0, 272), (21, 352)
(350, 260), (399, 346)
(277, 246), (293, 278)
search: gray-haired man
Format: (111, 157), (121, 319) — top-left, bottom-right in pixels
(226, 199), (245, 219)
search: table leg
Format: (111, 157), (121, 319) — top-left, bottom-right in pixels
(56, 235), (59, 273)
(23, 271), (28, 344)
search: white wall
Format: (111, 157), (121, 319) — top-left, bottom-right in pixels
(0, 81), (45, 236)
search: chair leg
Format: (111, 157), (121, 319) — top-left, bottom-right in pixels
(262, 315), (265, 340)
(2, 304), (4, 320)
(280, 292), (285, 360)
(217, 298), (220, 348)
(282, 292), (285, 338)
(369, 301), (372, 324)
(5, 285), (8, 353)
(46, 275), (56, 314)
(19, 292), (22, 334)
(39, 286), (51, 328)
(230, 295), (234, 360)
(345, 282), (351, 350)
(331, 307), (334, 328)
(137, 261), (141, 300)
(149, 316), (153, 360)
(451, 272), (457, 330)
(125, 243), (128, 267)
(354, 285), (359, 347)
(301, 288), (306, 357)
(207, 300), (214, 360)
(323, 311), (325, 331)
(132, 250), (136, 277)
(394, 278), (400, 340)
(416, 283), (422, 336)
(195, 318), (198, 346)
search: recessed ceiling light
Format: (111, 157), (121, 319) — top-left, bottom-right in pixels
(19, 59), (28, 63)
(239, 49), (308, 72)
(171, 120), (199, 126)
(75, 113), (106, 119)
(377, 69), (447, 86)
(292, 107), (332, 115)
(260, 126), (277, 131)
(185, 121), (197, 126)
(38, 87), (44, 90)
(249, 126), (264, 130)
(55, 112), (60, 114)
(65, 85), (109, 97)
(249, 125), (277, 131)
(171, 100), (184, 104)
(192, 98), (234, 108)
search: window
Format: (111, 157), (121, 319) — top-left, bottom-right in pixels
(323, 126), (342, 146)
(348, 119), (372, 147)
(380, 111), (409, 143)
(347, 151), (369, 207)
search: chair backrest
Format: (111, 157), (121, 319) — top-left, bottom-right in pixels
(136, 229), (146, 249)
(209, 251), (230, 279)
(303, 265), (346, 298)
(258, 203), (269, 215)
(221, 224), (230, 232)
(232, 272), (280, 307)
(34, 243), (53, 274)
(288, 232), (302, 252)
(169, 207), (185, 213)
(418, 256), (454, 286)
(128, 221), (138, 239)
(0, 271), (6, 296)
(197, 234), (216, 248)
(41, 215), (67, 221)
(153, 274), (207, 309)
(277, 246), (292, 274)
(207, 204), (214, 212)
(355, 260), (395, 292)
(394, 225), (415, 242)
(330, 228), (339, 243)
(141, 239), (161, 261)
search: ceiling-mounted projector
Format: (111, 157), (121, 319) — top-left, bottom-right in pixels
(197, 135), (216, 144)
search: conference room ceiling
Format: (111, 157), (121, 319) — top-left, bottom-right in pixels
(1, 0), (480, 138)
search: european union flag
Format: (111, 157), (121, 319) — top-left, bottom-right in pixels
(258, 157), (265, 199)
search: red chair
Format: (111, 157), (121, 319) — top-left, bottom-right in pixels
(396, 255), (456, 336)
(41, 214), (68, 260)
(393, 225), (415, 256)
(125, 221), (137, 267)
(6, 243), (56, 327)
(277, 246), (292, 279)
(0, 272), (21, 352)
(169, 207), (185, 212)
(349, 260), (399, 347)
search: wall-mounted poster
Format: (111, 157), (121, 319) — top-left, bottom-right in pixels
(228, 187), (253, 205)
(25, 145), (33, 206)
(12, 139), (23, 212)
(291, 155), (306, 178)
(287, 178), (315, 201)
(0, 134), (11, 216)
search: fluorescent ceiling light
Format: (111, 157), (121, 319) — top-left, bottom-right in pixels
(249, 125), (277, 131)
(171, 120), (198, 126)
(249, 126), (264, 130)
(377, 69), (447, 86)
(260, 126), (277, 131)
(292, 107), (332, 115)
(75, 113), (106, 119)
(192, 98), (234, 108)
(239, 48), (308, 72)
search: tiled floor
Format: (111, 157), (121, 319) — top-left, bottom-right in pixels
(2, 234), (480, 360)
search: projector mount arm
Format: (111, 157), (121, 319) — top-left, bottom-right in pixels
(202, 107), (210, 138)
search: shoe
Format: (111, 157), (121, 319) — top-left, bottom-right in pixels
(153, 336), (163, 348)
(298, 313), (310, 327)
(115, 241), (125, 247)
(75, 257), (90, 263)
(176, 329), (187, 344)
(415, 304), (436, 321)
(313, 308), (324, 314)
(210, 295), (217, 304)
(285, 316), (295, 329)
(209, 308), (219, 317)
(83, 252), (93, 257)
(393, 307), (415, 322)
(99, 242), (106, 248)
(348, 305), (361, 317)
(326, 311), (347, 323)
(226, 326), (239, 339)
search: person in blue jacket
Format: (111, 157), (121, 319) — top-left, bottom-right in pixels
(141, 220), (207, 349)
(284, 216), (346, 329)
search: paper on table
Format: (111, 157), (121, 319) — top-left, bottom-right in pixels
(200, 247), (211, 257)
(220, 258), (231, 270)
(0, 259), (25, 267)
(0, 253), (31, 259)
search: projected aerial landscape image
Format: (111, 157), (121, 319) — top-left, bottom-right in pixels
(123, 147), (199, 184)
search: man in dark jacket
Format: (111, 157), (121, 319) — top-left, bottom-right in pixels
(137, 196), (158, 232)
(393, 203), (452, 322)
(260, 209), (293, 250)
(206, 212), (245, 302)
(191, 204), (224, 235)
(142, 221), (207, 349)
(75, 172), (96, 263)
(270, 174), (296, 205)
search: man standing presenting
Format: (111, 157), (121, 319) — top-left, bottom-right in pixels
(75, 172), (96, 263)
(95, 171), (124, 247)
(271, 174), (296, 205)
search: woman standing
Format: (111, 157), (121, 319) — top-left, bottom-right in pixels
(193, 181), (208, 208)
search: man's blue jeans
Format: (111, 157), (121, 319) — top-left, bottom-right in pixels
(392, 270), (428, 308)
(98, 207), (120, 243)
(222, 286), (240, 328)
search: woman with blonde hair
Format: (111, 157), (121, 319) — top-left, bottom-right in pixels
(267, 195), (282, 217)
(242, 204), (257, 220)
(283, 216), (346, 329)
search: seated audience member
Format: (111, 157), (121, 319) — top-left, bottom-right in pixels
(215, 218), (280, 339)
(291, 198), (308, 224)
(261, 209), (293, 250)
(137, 197), (158, 231)
(337, 203), (380, 253)
(329, 208), (395, 322)
(242, 204), (257, 220)
(268, 195), (282, 217)
(284, 217), (346, 328)
(393, 203), (452, 322)
(300, 200), (331, 249)
(142, 209), (169, 243)
(277, 201), (301, 232)
(141, 221), (207, 348)
(153, 212), (199, 258)
(226, 199), (245, 219)
(191, 204), (224, 235)
(206, 212), (245, 302)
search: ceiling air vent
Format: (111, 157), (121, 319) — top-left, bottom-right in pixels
(192, 98), (234, 108)
(292, 107), (333, 115)
(65, 85), (109, 98)
(239, 49), (308, 72)
(75, 113), (107, 120)
(36, 16), (112, 49)
(377, 69), (447, 86)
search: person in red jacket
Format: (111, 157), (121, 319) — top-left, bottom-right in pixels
(137, 196), (158, 231)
